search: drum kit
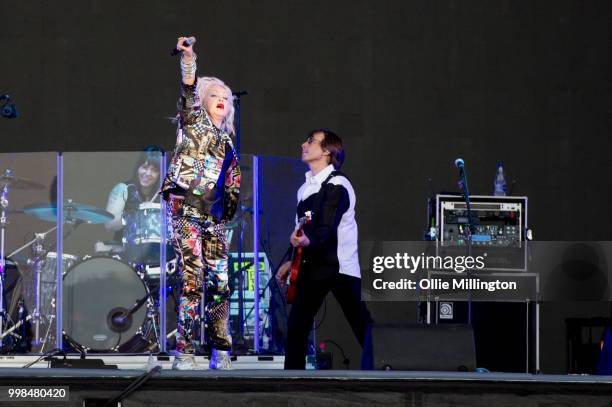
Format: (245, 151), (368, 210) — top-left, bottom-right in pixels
(0, 169), (178, 355)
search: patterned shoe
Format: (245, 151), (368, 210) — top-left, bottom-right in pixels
(209, 349), (232, 370)
(172, 353), (199, 370)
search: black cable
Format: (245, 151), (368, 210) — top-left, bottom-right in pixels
(22, 348), (64, 368)
(103, 365), (162, 407)
(322, 339), (350, 369)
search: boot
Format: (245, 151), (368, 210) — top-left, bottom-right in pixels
(209, 348), (232, 370)
(172, 352), (199, 370)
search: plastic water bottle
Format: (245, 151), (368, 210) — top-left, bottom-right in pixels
(493, 162), (506, 196)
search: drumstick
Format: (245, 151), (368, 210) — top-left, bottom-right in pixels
(149, 191), (160, 202)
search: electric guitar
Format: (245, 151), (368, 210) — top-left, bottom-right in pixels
(287, 211), (312, 304)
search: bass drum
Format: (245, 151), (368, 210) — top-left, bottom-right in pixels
(62, 256), (150, 352)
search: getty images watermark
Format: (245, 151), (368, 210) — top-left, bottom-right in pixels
(362, 241), (612, 302)
(360, 241), (539, 302)
(370, 252), (517, 292)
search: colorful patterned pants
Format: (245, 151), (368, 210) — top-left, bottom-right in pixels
(168, 196), (232, 354)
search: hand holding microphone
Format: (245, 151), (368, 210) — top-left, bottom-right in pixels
(454, 158), (465, 170)
(172, 36), (196, 56)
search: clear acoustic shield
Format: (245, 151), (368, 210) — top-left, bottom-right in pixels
(253, 155), (306, 354)
(61, 151), (165, 354)
(227, 153), (255, 354)
(0, 152), (58, 354)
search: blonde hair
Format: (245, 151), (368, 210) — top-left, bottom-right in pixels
(196, 76), (235, 136)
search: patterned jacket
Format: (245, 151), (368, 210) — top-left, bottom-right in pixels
(161, 78), (241, 222)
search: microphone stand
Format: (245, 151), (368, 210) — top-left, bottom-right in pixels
(232, 90), (248, 161)
(457, 166), (474, 237)
(456, 162), (474, 324)
(231, 90), (248, 352)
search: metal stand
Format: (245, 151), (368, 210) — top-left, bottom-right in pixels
(230, 89), (250, 353)
(0, 170), (12, 348)
(6, 225), (57, 352)
(232, 90), (248, 161)
(31, 233), (45, 347)
(457, 162), (474, 324)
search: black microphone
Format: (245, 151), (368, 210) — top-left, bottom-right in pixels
(454, 158), (465, 169)
(171, 38), (195, 56)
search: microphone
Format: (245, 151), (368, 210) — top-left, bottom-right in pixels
(454, 158), (465, 169)
(171, 38), (195, 56)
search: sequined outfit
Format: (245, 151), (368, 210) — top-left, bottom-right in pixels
(162, 78), (240, 355)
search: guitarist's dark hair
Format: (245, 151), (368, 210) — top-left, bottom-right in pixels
(309, 128), (345, 170)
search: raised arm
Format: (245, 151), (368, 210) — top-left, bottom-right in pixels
(177, 36), (196, 86)
(176, 36), (202, 125)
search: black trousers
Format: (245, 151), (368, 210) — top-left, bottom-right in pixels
(284, 272), (372, 369)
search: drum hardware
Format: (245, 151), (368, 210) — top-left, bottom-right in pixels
(22, 199), (114, 225)
(108, 292), (150, 334)
(17, 199), (107, 349)
(30, 233), (45, 347)
(5, 225), (74, 352)
(0, 169), (48, 350)
(0, 169), (45, 349)
(0, 171), (44, 190)
(13, 193), (180, 354)
(122, 202), (174, 265)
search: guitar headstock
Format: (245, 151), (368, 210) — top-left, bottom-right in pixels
(297, 211), (313, 227)
(304, 210), (313, 223)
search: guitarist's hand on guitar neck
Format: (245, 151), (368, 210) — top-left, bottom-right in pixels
(290, 228), (310, 247)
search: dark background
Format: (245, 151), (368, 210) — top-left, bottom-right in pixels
(1, 0), (611, 373)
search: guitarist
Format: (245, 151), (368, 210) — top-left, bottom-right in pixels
(277, 129), (372, 370)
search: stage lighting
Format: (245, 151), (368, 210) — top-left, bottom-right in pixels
(1, 103), (17, 119)
(1, 94), (18, 119)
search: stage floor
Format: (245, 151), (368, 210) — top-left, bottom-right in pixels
(0, 354), (285, 370)
(0, 358), (611, 407)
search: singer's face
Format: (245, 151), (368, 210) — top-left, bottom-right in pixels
(137, 162), (160, 189)
(204, 85), (231, 121)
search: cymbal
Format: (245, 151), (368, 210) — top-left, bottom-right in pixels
(0, 174), (45, 190)
(22, 201), (114, 224)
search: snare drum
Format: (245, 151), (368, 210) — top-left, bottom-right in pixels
(37, 252), (79, 317)
(122, 202), (173, 265)
(42, 252), (79, 278)
(16, 253), (79, 346)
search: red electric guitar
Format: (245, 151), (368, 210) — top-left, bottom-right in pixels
(287, 211), (312, 304)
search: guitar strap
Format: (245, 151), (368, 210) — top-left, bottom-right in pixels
(311, 170), (347, 225)
(280, 170), (348, 263)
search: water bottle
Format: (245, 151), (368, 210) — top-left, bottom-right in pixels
(493, 162), (506, 196)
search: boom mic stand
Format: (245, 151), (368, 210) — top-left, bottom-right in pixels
(455, 158), (474, 324)
(231, 90), (249, 352)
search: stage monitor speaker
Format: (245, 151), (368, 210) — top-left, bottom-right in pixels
(369, 323), (476, 371)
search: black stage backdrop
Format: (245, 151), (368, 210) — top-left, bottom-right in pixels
(0, 0), (611, 373)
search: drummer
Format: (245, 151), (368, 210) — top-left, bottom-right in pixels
(104, 146), (163, 239)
